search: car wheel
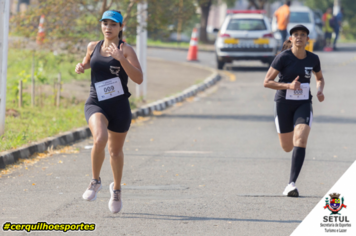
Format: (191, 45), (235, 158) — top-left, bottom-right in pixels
(217, 58), (225, 70)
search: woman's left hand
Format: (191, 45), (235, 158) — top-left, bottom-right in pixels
(317, 89), (325, 102)
(106, 42), (125, 62)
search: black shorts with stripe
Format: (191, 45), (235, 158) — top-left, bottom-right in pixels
(274, 102), (313, 134)
(85, 96), (132, 133)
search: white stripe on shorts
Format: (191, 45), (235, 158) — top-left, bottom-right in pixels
(275, 116), (281, 133)
(309, 111), (313, 127)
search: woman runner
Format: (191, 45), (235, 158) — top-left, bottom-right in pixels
(263, 25), (325, 197)
(75, 10), (143, 212)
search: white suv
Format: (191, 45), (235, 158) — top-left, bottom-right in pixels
(215, 10), (278, 69)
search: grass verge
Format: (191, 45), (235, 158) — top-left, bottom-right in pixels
(2, 47), (138, 153)
(1, 100), (87, 152)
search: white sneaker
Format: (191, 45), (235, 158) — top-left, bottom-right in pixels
(283, 182), (299, 197)
(108, 182), (123, 213)
(82, 178), (102, 201)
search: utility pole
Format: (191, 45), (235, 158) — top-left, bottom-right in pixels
(0, 0), (10, 136)
(136, 0), (147, 101)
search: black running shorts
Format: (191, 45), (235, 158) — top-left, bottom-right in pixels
(274, 102), (313, 134)
(84, 97), (132, 133)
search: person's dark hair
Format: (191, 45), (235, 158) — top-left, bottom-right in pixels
(286, 1), (291, 6)
(278, 40), (292, 54)
(282, 39), (292, 51)
(111, 10), (123, 40)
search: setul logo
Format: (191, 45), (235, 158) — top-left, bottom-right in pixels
(324, 193), (347, 215)
(321, 193), (351, 233)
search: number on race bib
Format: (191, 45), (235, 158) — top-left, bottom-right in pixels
(294, 89), (303, 95)
(286, 83), (310, 100)
(104, 86), (115, 93)
(94, 77), (125, 101)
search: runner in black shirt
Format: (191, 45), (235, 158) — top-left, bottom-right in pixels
(263, 25), (325, 197)
(75, 10), (143, 212)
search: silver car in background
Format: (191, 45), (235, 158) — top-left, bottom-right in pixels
(272, 6), (324, 50)
(215, 10), (278, 69)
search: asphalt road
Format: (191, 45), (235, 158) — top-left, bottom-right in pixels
(1, 44), (356, 236)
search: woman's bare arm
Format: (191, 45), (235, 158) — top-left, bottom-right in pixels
(263, 67), (301, 90)
(106, 42), (143, 84)
(75, 41), (98, 74)
(82, 41), (99, 69)
(314, 70), (325, 102)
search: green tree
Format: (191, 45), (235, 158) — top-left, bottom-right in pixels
(197, 0), (235, 43)
(304, 0), (333, 12)
(339, 0), (356, 39)
(146, 0), (197, 41)
(304, 0), (356, 39)
(10, 0), (143, 52)
(247, 0), (279, 9)
(10, 0), (198, 49)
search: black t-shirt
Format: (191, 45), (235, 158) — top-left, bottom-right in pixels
(271, 49), (321, 103)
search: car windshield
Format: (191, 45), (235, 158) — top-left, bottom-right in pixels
(290, 12), (312, 23)
(227, 19), (267, 31)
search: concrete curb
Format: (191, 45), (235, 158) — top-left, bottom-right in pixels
(0, 127), (91, 169)
(0, 67), (221, 170)
(131, 71), (221, 118)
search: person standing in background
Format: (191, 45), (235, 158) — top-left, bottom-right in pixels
(333, 7), (343, 50)
(322, 8), (334, 49)
(275, 1), (291, 49)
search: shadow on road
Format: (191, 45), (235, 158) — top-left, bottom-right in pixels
(314, 115), (356, 124)
(333, 46), (356, 52)
(161, 114), (356, 124)
(225, 66), (268, 72)
(108, 213), (302, 223)
(163, 114), (273, 122)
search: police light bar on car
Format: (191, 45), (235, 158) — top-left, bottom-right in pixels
(226, 10), (266, 14)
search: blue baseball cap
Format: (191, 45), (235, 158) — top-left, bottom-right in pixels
(100, 10), (123, 23)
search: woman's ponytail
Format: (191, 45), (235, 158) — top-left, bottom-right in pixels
(118, 27), (123, 40)
(111, 10), (123, 40)
(281, 40), (292, 51)
(277, 40), (292, 55)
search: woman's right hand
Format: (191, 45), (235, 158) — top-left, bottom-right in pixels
(288, 76), (301, 90)
(75, 63), (85, 74)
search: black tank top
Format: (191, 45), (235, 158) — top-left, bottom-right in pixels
(89, 40), (131, 100)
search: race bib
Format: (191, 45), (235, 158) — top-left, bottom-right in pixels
(286, 83), (310, 100)
(94, 77), (124, 101)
